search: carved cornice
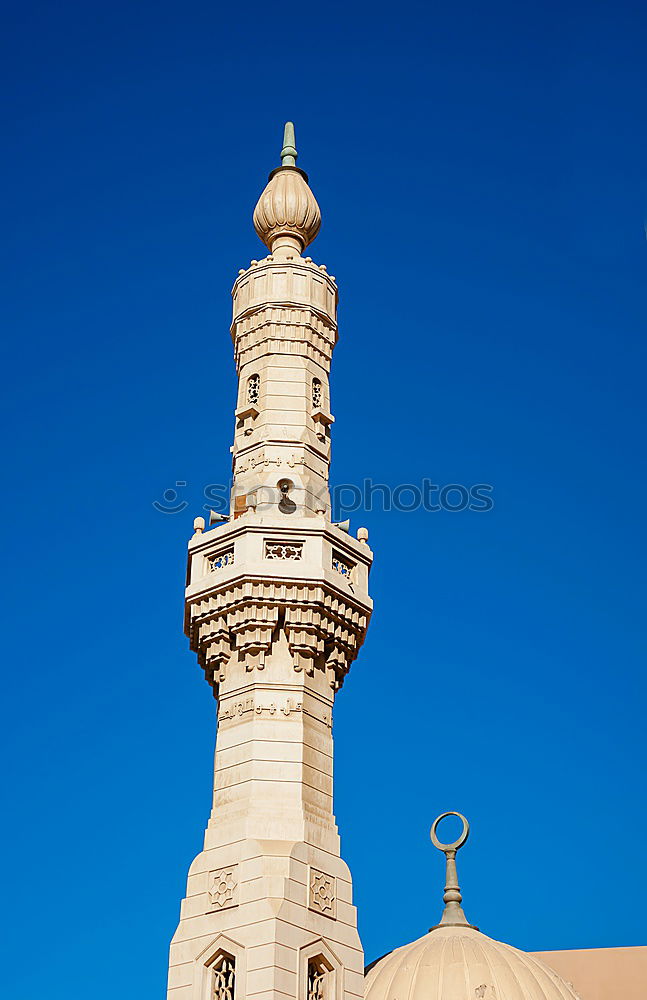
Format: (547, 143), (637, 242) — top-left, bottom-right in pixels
(186, 574), (371, 696)
(231, 258), (338, 370)
(232, 306), (337, 373)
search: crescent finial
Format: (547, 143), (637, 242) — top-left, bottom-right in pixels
(429, 812), (478, 931)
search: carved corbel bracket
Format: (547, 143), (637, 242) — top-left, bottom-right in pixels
(285, 607), (325, 675)
(201, 618), (231, 686)
(230, 605), (279, 671)
(235, 404), (259, 436)
(325, 643), (349, 691)
(311, 407), (334, 442)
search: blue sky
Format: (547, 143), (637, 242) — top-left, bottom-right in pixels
(1, 0), (646, 995)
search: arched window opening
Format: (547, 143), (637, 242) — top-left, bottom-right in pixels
(212, 953), (236, 1000)
(307, 958), (328, 1000)
(312, 377), (322, 408)
(247, 374), (260, 405)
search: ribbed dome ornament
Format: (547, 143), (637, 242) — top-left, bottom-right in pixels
(253, 122), (322, 257)
(429, 811), (479, 931)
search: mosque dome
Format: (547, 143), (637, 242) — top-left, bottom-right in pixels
(364, 925), (581, 1000)
(253, 122), (321, 254)
(365, 814), (582, 1000)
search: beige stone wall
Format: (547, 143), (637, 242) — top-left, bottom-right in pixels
(532, 946), (647, 1000)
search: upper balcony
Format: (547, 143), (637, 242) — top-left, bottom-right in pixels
(185, 513), (372, 613)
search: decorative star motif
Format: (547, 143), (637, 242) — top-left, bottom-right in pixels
(208, 867), (237, 909)
(310, 870), (335, 913)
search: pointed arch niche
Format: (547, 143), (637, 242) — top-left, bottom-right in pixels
(192, 933), (246, 1000)
(299, 938), (343, 1000)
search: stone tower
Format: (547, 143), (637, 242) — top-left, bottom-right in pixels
(167, 124), (373, 1000)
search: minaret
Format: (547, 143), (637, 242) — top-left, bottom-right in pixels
(167, 125), (373, 1000)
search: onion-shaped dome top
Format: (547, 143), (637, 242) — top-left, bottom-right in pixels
(364, 813), (583, 1000)
(253, 122), (321, 254)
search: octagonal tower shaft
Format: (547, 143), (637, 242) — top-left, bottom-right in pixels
(229, 250), (337, 521)
(167, 128), (373, 1000)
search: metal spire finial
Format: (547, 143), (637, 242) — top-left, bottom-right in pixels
(280, 122), (298, 167)
(429, 812), (478, 931)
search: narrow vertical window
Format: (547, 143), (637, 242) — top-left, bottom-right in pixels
(312, 377), (322, 408)
(247, 374), (260, 405)
(212, 953), (235, 1000)
(307, 959), (327, 1000)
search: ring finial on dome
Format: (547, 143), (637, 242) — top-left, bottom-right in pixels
(429, 812), (479, 932)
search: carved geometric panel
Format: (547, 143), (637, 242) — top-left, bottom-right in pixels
(308, 867), (336, 918)
(331, 550), (354, 582)
(247, 373), (260, 405)
(265, 540), (304, 560)
(207, 866), (238, 911)
(308, 959), (327, 1000)
(212, 954), (236, 1000)
(209, 548), (235, 572)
